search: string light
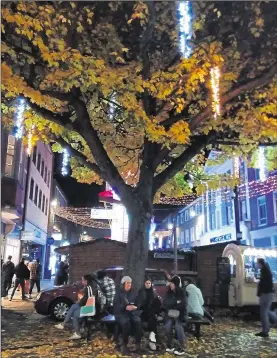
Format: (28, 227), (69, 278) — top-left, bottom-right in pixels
(15, 98), (27, 139)
(210, 66), (221, 119)
(257, 147), (266, 182)
(54, 206), (110, 229)
(26, 124), (34, 156)
(61, 148), (70, 176)
(233, 157), (240, 178)
(179, 1), (192, 58)
(109, 93), (116, 121)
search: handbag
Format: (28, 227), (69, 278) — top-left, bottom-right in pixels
(80, 286), (96, 317)
(168, 309), (180, 319)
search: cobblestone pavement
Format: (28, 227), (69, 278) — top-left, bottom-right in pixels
(1, 296), (277, 358)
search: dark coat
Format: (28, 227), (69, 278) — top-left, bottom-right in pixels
(164, 287), (187, 321)
(113, 287), (140, 319)
(257, 265), (274, 297)
(137, 286), (161, 314)
(14, 262), (30, 280)
(2, 261), (15, 281)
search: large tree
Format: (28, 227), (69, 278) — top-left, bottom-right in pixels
(2, 1), (277, 288)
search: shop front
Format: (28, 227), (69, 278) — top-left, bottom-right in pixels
(2, 225), (21, 265)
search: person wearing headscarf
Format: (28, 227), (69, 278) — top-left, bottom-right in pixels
(164, 275), (186, 356)
(138, 276), (161, 350)
(113, 276), (142, 354)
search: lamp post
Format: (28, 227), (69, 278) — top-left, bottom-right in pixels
(168, 222), (178, 275)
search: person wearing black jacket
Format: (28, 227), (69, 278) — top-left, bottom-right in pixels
(255, 258), (277, 337)
(55, 274), (98, 340)
(10, 258), (30, 301)
(164, 276), (186, 356)
(2, 256), (15, 297)
(138, 276), (161, 350)
(113, 276), (142, 354)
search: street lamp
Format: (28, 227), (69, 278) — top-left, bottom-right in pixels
(51, 199), (58, 208)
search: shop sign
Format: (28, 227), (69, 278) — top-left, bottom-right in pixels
(154, 252), (184, 260)
(91, 208), (114, 220)
(21, 231), (34, 241)
(210, 233), (232, 244)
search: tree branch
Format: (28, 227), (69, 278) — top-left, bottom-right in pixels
(53, 136), (102, 177)
(216, 140), (277, 147)
(163, 61), (277, 131)
(153, 132), (218, 193)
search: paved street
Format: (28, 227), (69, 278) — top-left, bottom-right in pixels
(2, 291), (277, 358)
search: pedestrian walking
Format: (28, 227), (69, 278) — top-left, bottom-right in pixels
(255, 258), (277, 337)
(2, 255), (15, 297)
(10, 258), (30, 301)
(28, 258), (41, 299)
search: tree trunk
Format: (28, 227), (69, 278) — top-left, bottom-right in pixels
(123, 204), (152, 291)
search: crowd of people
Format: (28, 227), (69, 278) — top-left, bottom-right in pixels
(2, 256), (42, 300)
(54, 271), (212, 356)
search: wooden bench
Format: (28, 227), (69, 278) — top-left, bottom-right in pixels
(84, 313), (116, 341)
(184, 317), (211, 338)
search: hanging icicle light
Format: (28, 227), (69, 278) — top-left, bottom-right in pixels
(178, 1), (192, 58)
(233, 157), (240, 178)
(109, 93), (116, 121)
(61, 148), (70, 176)
(15, 98), (27, 139)
(210, 66), (221, 119)
(26, 124), (34, 156)
(258, 146), (266, 182)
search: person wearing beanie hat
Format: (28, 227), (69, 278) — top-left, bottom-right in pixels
(137, 276), (161, 350)
(113, 275), (142, 354)
(164, 275), (186, 356)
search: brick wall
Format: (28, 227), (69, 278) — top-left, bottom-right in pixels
(67, 239), (194, 283)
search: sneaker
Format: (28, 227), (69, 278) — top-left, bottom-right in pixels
(28, 295), (32, 299)
(174, 348), (185, 356)
(69, 332), (81, 340)
(166, 346), (175, 353)
(9, 297), (12, 301)
(55, 323), (64, 330)
(255, 332), (269, 338)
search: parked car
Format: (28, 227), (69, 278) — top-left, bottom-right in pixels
(35, 267), (170, 321)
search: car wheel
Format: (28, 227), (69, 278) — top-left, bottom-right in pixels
(50, 299), (71, 321)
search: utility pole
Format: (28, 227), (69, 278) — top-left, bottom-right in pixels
(173, 223), (178, 275)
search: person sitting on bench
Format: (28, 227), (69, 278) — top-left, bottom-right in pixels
(138, 276), (161, 350)
(184, 278), (204, 320)
(113, 276), (142, 355)
(55, 274), (98, 340)
(164, 275), (186, 356)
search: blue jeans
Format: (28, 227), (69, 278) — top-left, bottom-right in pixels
(260, 293), (277, 334)
(64, 303), (81, 334)
(165, 317), (185, 348)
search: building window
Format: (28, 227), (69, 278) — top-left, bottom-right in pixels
(185, 229), (190, 243)
(41, 160), (44, 178)
(29, 178), (34, 200)
(257, 196), (267, 226)
(185, 210), (189, 221)
(44, 167), (48, 183)
(190, 227), (195, 242)
(210, 211), (216, 230)
(32, 146), (37, 165)
(255, 169), (260, 181)
(181, 213), (184, 224)
(47, 171), (51, 187)
(45, 198), (48, 215)
(227, 204), (233, 225)
(38, 189), (42, 209)
(37, 153), (41, 172)
(34, 185), (38, 205)
(181, 231), (185, 244)
(241, 200), (248, 221)
(189, 206), (195, 219)
(5, 135), (16, 177)
(274, 192), (277, 223)
(42, 194), (45, 213)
